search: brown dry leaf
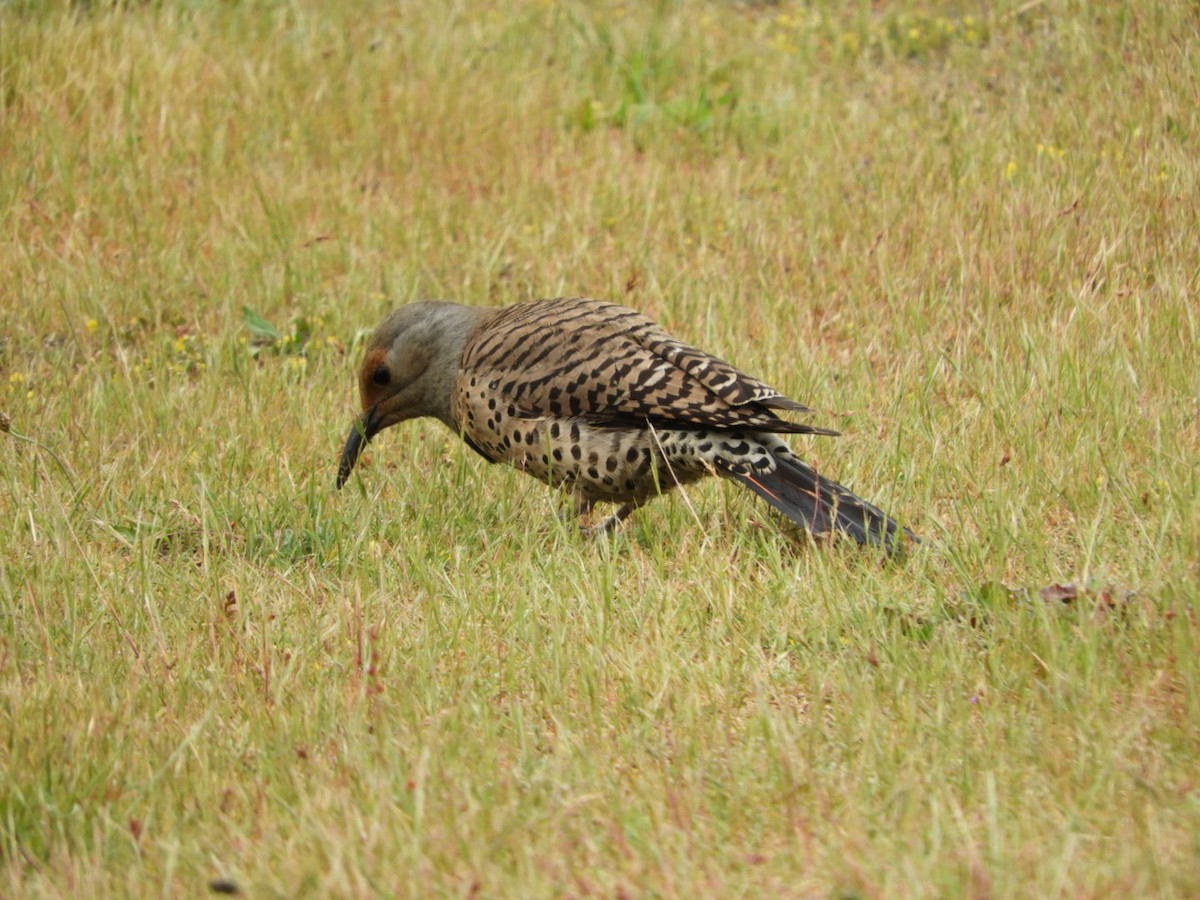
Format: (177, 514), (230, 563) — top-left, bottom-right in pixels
(1039, 583), (1079, 604)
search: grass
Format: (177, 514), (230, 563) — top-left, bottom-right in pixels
(1, 0), (1198, 895)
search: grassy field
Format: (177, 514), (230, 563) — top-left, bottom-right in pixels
(2, 0), (1198, 895)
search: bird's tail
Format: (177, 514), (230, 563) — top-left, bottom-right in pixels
(725, 453), (917, 552)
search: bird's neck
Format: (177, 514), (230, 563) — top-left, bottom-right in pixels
(427, 302), (494, 431)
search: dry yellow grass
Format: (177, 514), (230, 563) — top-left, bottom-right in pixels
(2, 1), (1198, 896)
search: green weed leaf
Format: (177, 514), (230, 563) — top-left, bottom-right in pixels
(242, 306), (280, 344)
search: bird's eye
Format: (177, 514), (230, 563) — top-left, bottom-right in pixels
(372, 366), (390, 386)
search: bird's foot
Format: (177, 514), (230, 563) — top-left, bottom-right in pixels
(579, 503), (636, 538)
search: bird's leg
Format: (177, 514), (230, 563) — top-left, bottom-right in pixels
(560, 496), (594, 523)
(581, 502), (637, 537)
(561, 491), (638, 537)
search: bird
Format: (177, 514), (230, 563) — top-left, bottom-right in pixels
(337, 297), (916, 551)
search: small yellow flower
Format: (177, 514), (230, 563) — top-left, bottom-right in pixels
(770, 34), (796, 53)
(9, 372), (24, 385)
(1005, 160), (1018, 180)
(86, 318), (99, 333)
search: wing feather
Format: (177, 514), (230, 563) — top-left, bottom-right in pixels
(460, 298), (835, 435)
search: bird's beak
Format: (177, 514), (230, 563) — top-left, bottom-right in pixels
(337, 404), (382, 489)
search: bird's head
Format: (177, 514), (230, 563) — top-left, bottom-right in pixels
(337, 301), (487, 489)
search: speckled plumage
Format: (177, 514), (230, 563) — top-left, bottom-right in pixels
(338, 297), (915, 549)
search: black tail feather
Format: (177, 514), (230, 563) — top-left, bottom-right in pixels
(726, 455), (917, 552)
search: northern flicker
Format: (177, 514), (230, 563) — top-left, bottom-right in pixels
(337, 297), (916, 550)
